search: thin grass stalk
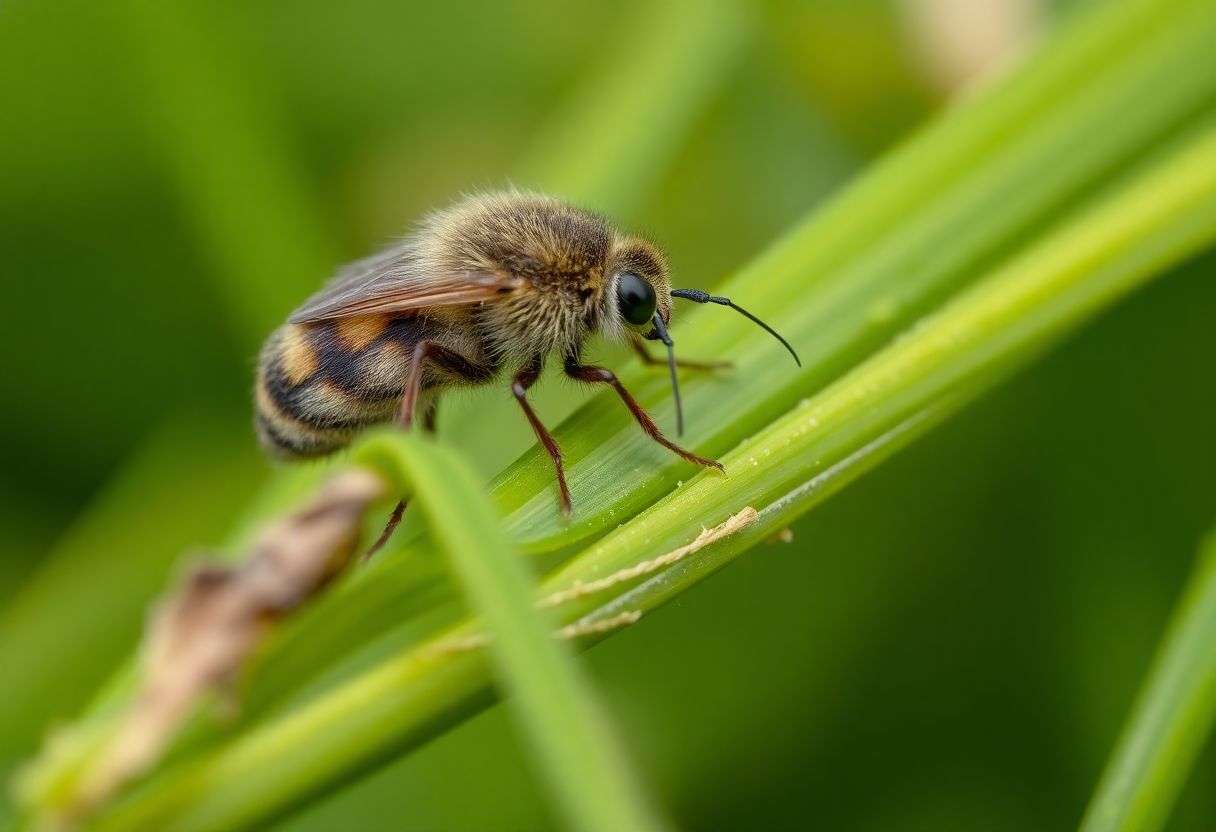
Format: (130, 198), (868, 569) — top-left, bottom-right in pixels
(357, 436), (665, 832)
(1081, 530), (1216, 832)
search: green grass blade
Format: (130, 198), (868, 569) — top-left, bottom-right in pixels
(1080, 530), (1216, 832)
(356, 434), (665, 832)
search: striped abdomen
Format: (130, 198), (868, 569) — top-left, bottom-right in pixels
(255, 314), (432, 458)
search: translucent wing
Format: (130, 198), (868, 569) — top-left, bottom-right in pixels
(287, 241), (521, 323)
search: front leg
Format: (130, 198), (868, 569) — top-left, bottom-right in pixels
(512, 355), (572, 515)
(564, 356), (722, 471)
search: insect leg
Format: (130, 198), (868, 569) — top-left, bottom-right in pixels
(563, 357), (723, 471)
(364, 501), (406, 561)
(398, 340), (493, 427)
(368, 351), (485, 561)
(512, 355), (572, 515)
(364, 400), (440, 561)
(422, 399), (439, 433)
(630, 337), (732, 370)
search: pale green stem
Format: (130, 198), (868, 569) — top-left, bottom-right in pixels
(1080, 531), (1216, 832)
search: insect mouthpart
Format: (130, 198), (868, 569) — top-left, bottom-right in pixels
(649, 313), (684, 436)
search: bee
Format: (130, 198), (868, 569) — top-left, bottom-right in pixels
(255, 192), (797, 533)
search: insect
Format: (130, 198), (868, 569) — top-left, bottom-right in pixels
(255, 192), (797, 541)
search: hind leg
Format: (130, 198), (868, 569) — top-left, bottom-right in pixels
(366, 341), (494, 560)
(363, 398), (438, 561)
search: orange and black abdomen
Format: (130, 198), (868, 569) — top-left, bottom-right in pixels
(255, 314), (429, 458)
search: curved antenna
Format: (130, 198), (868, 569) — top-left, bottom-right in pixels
(671, 289), (800, 366)
(650, 313), (684, 436)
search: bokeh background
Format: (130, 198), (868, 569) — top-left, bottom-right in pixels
(2, 0), (1214, 829)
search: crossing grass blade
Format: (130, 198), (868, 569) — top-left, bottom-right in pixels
(1081, 529), (1216, 832)
(355, 434), (666, 832)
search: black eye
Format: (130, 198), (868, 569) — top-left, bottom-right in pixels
(616, 272), (657, 326)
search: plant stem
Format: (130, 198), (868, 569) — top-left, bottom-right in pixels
(1081, 530), (1216, 832)
(357, 436), (666, 832)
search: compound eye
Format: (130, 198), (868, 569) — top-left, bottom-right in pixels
(616, 272), (657, 326)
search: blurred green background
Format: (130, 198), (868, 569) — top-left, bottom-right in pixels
(2, 0), (1214, 829)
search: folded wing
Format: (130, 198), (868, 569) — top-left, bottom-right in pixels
(288, 241), (521, 323)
